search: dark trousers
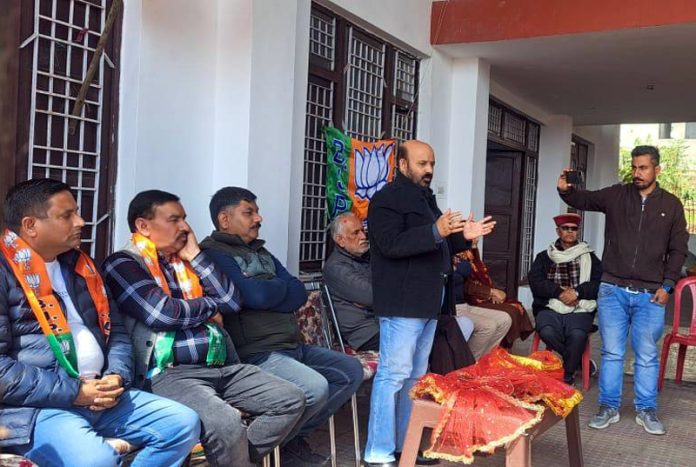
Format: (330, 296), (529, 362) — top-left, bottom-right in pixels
(359, 332), (381, 351)
(535, 309), (594, 378)
(151, 363), (305, 467)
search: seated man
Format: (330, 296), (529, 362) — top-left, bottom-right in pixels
(200, 187), (364, 467)
(528, 213), (602, 385)
(102, 190), (305, 467)
(453, 237), (534, 349)
(323, 212), (476, 351)
(0, 179), (200, 467)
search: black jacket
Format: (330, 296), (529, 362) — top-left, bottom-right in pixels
(560, 183), (688, 290)
(368, 173), (470, 318)
(527, 245), (602, 315)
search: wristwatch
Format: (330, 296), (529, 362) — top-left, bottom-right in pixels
(661, 284), (673, 294)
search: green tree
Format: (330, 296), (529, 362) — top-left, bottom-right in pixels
(619, 138), (694, 200)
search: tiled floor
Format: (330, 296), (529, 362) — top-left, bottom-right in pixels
(311, 317), (696, 467)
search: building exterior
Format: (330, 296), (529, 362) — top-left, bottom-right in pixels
(2, 0), (695, 306)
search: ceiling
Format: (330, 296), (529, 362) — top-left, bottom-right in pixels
(437, 23), (696, 125)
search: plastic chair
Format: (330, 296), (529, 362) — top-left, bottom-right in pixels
(531, 326), (594, 391)
(658, 276), (696, 391)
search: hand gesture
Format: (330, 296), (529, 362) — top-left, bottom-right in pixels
(490, 288), (506, 304)
(558, 169), (573, 193)
(462, 213), (496, 240)
(435, 210), (465, 238)
(558, 287), (578, 306)
(651, 288), (669, 305)
(74, 378), (125, 411)
(209, 312), (224, 327)
(178, 225), (201, 262)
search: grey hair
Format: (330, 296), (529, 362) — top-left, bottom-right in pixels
(329, 212), (357, 239)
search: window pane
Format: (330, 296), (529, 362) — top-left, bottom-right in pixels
(344, 28), (385, 141)
(309, 10), (335, 69)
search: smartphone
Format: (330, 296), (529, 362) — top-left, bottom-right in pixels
(566, 170), (583, 185)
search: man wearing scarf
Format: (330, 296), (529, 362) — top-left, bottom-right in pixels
(0, 179), (200, 466)
(528, 213), (602, 385)
(102, 190), (305, 467)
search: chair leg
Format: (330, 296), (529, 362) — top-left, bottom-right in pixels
(531, 333), (541, 353)
(658, 335), (672, 392)
(564, 407), (584, 467)
(329, 415), (337, 467)
(582, 336), (591, 391)
(273, 446), (280, 467)
(398, 401), (430, 467)
(676, 344), (687, 385)
(506, 434), (531, 467)
(262, 453), (270, 467)
(350, 393), (361, 467)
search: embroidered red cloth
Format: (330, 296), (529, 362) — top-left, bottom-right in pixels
(410, 347), (582, 464)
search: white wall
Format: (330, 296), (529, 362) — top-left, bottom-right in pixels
(117, 0), (254, 248)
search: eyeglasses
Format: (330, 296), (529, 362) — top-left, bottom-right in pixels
(559, 226), (579, 232)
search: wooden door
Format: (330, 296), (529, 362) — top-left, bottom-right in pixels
(482, 150), (523, 297)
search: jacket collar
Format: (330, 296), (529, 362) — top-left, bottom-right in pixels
(335, 245), (370, 263)
(207, 230), (266, 251)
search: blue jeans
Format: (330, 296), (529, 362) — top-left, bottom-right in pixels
(249, 344), (363, 440)
(364, 317), (438, 463)
(12, 389), (200, 467)
(597, 282), (665, 411)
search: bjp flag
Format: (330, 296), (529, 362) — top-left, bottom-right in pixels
(324, 127), (396, 223)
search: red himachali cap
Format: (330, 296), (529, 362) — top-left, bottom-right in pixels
(553, 213), (581, 227)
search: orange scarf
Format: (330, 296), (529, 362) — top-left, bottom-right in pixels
(1, 229), (111, 378)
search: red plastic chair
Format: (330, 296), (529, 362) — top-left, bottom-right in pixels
(658, 276), (696, 391)
(531, 331), (593, 391)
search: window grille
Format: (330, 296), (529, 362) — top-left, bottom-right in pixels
(23, 0), (112, 259)
(503, 112), (526, 145)
(309, 10), (335, 69)
(519, 155), (538, 280)
(488, 102), (502, 136)
(300, 5), (419, 274)
(527, 122), (539, 152)
(344, 28), (385, 141)
(300, 80), (334, 271)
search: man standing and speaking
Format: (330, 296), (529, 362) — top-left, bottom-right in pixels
(363, 140), (495, 466)
(559, 145), (688, 435)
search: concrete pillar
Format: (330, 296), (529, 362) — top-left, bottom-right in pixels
(534, 115), (574, 255)
(438, 57), (490, 221)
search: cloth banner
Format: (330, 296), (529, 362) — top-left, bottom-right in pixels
(324, 127), (396, 222)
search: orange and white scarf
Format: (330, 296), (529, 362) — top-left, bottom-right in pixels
(1, 229), (111, 378)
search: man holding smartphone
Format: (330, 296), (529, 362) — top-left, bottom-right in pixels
(557, 145), (688, 435)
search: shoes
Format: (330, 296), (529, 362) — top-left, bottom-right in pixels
(636, 409), (666, 435)
(589, 359), (598, 377)
(588, 405), (620, 429)
(281, 437), (330, 466)
(563, 371), (575, 386)
(395, 450), (440, 465)
(362, 462), (397, 467)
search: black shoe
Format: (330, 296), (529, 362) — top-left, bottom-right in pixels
(281, 437), (329, 466)
(563, 371), (576, 386)
(363, 462), (397, 467)
(395, 451), (440, 465)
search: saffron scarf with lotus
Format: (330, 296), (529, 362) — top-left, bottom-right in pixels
(130, 233), (226, 377)
(411, 347), (583, 464)
(1, 229), (110, 378)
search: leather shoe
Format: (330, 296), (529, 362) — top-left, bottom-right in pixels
(362, 462), (397, 467)
(395, 451), (440, 465)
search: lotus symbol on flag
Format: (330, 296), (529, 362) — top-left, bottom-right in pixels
(354, 143), (393, 200)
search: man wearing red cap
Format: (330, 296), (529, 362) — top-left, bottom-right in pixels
(528, 213), (602, 385)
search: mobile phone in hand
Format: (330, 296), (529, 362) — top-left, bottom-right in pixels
(566, 170), (583, 185)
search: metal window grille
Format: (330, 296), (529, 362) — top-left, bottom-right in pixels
(391, 107), (415, 143)
(344, 28), (385, 141)
(394, 51), (416, 102)
(519, 156), (538, 280)
(309, 10), (335, 68)
(488, 102), (502, 136)
(503, 112), (526, 145)
(22, 0), (110, 258)
(300, 80), (334, 273)
(527, 122), (539, 152)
